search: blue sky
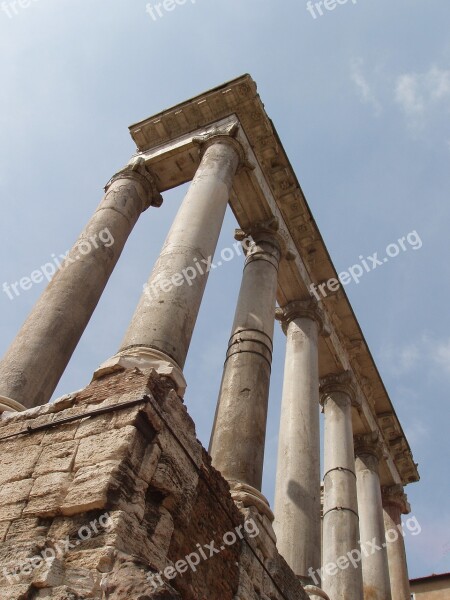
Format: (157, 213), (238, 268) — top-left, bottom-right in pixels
(1, 0), (449, 580)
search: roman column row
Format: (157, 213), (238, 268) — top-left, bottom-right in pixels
(0, 122), (412, 600)
(0, 124), (243, 410)
(271, 301), (412, 600)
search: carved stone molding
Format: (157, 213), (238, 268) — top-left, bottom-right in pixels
(235, 215), (295, 260)
(192, 121), (254, 172)
(381, 484), (411, 514)
(354, 431), (384, 461)
(275, 299), (329, 336)
(105, 157), (163, 209)
(319, 370), (357, 406)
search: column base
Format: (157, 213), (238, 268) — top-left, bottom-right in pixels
(0, 395), (26, 414)
(304, 585), (330, 600)
(93, 347), (187, 396)
(228, 481), (277, 559)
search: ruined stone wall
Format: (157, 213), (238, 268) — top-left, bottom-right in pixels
(0, 368), (308, 600)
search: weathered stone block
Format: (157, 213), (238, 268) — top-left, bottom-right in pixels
(0, 479), (33, 508)
(73, 425), (137, 470)
(32, 584), (90, 599)
(41, 422), (79, 446)
(5, 517), (50, 542)
(64, 547), (116, 574)
(24, 472), (72, 518)
(33, 440), (78, 476)
(74, 412), (115, 440)
(0, 540), (43, 580)
(0, 521), (9, 542)
(62, 566), (100, 597)
(61, 462), (119, 515)
(0, 445), (42, 486)
(0, 583), (32, 600)
(101, 509), (169, 569)
(0, 501), (27, 522)
(32, 557), (65, 589)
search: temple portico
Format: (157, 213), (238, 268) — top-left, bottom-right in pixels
(0, 75), (419, 600)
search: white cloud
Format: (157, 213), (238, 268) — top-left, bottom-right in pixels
(395, 66), (450, 130)
(381, 334), (450, 378)
(404, 418), (429, 447)
(380, 341), (420, 376)
(433, 338), (450, 373)
(350, 58), (382, 116)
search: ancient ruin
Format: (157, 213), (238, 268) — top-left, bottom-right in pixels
(0, 75), (419, 600)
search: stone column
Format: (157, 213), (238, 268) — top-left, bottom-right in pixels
(382, 485), (411, 600)
(355, 432), (392, 600)
(0, 158), (162, 411)
(273, 300), (326, 582)
(209, 220), (282, 517)
(98, 124), (246, 394)
(320, 372), (364, 600)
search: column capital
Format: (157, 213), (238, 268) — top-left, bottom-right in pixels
(275, 299), (329, 336)
(193, 121), (254, 172)
(382, 484), (411, 514)
(235, 215), (294, 258)
(105, 157), (163, 209)
(235, 217), (285, 271)
(320, 370), (357, 406)
(354, 431), (384, 461)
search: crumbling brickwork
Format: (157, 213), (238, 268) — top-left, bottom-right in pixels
(0, 368), (308, 600)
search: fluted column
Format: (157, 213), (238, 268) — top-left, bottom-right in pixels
(0, 158), (162, 410)
(355, 432), (392, 600)
(273, 299), (327, 582)
(209, 220), (282, 517)
(96, 124), (246, 394)
(382, 485), (411, 600)
(320, 371), (364, 600)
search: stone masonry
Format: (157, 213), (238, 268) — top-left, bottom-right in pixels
(0, 366), (308, 600)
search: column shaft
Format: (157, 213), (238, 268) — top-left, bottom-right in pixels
(273, 301), (322, 579)
(355, 434), (392, 600)
(0, 159), (161, 409)
(209, 232), (280, 492)
(383, 486), (411, 600)
(320, 374), (363, 600)
(119, 136), (242, 371)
